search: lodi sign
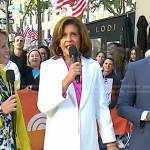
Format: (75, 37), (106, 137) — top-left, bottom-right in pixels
(86, 12), (135, 42)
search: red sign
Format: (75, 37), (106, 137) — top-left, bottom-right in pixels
(17, 89), (46, 150)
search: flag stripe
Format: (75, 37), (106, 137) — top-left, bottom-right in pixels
(56, 0), (74, 9)
(23, 26), (38, 40)
(72, 0), (84, 10)
(72, 4), (86, 17)
(56, 2), (68, 9)
(72, 0), (88, 17)
(55, 0), (74, 14)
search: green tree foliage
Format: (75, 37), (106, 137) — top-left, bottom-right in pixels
(21, 0), (52, 27)
(90, 0), (136, 16)
(20, 0), (52, 46)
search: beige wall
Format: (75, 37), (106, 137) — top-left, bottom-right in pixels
(135, 0), (150, 44)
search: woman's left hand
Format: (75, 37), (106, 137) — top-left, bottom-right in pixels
(1, 95), (17, 114)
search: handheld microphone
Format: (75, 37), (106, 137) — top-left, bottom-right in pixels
(6, 70), (16, 149)
(6, 70), (15, 95)
(69, 45), (80, 84)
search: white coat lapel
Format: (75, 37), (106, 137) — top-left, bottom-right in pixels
(68, 85), (77, 107)
(80, 57), (93, 109)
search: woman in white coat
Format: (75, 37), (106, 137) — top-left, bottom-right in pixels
(38, 16), (118, 150)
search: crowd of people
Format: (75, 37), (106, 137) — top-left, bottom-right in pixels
(8, 34), (51, 90)
(0, 15), (150, 150)
(0, 29), (50, 149)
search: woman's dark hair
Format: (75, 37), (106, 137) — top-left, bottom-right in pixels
(38, 45), (51, 59)
(96, 51), (106, 58)
(52, 16), (92, 59)
(128, 46), (141, 61)
(105, 57), (114, 62)
(104, 57), (115, 66)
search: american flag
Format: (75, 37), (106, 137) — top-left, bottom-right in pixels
(23, 26), (38, 40)
(72, 0), (89, 18)
(30, 27), (38, 40)
(55, 0), (74, 15)
(23, 26), (30, 37)
(55, 0), (88, 18)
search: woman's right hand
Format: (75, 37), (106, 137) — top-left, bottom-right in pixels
(1, 95), (17, 114)
(67, 62), (82, 82)
(62, 62), (82, 91)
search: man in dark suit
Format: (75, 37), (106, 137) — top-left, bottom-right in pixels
(117, 57), (150, 150)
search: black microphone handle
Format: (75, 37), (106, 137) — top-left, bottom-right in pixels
(72, 55), (78, 63)
(8, 81), (15, 95)
(72, 55), (80, 84)
(75, 75), (80, 84)
(8, 81), (16, 150)
(11, 82), (15, 95)
(6, 70), (16, 149)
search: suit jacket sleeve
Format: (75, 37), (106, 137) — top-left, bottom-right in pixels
(117, 63), (143, 127)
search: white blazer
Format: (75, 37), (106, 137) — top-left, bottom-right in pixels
(38, 56), (116, 150)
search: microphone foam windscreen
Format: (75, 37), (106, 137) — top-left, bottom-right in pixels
(6, 70), (15, 82)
